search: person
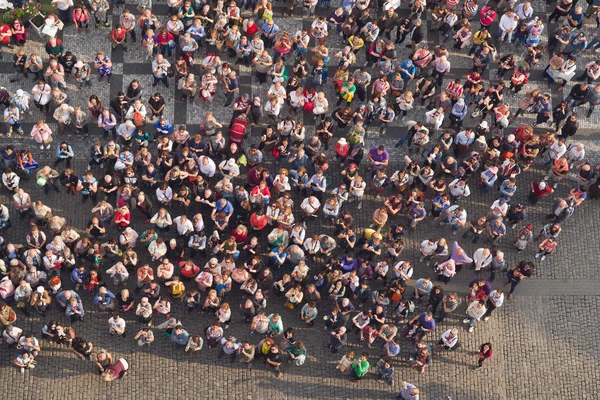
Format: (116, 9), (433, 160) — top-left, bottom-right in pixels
(101, 358), (130, 381)
(396, 381), (420, 400)
(350, 352), (369, 381)
(475, 342), (493, 368)
(108, 315), (126, 337)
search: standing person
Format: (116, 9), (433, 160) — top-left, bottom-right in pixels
(396, 381), (420, 400)
(482, 289), (504, 321)
(475, 342), (493, 368)
(350, 352), (369, 381)
(108, 314), (127, 338)
(462, 300), (487, 333)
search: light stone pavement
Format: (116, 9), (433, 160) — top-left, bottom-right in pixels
(0, 0), (599, 399)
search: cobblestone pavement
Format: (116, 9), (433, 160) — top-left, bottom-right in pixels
(0, 0), (599, 399)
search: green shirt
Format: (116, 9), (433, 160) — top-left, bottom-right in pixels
(352, 360), (370, 377)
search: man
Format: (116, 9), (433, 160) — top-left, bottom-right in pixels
(463, 300), (487, 333)
(514, 1), (533, 22)
(396, 381), (420, 400)
(498, 10), (519, 42)
(237, 341), (255, 369)
(578, 61), (600, 84)
(350, 352), (369, 381)
(564, 5), (584, 29)
(261, 19), (280, 48)
(584, 84), (600, 118)
(472, 43), (492, 72)
(486, 217), (506, 244)
(300, 302), (318, 326)
(407, 311), (435, 339)
(108, 314), (126, 337)
(368, 145), (389, 171)
(3, 103), (23, 136)
(119, 8), (137, 42)
(152, 54), (171, 88)
(483, 289), (504, 321)
(223, 71), (239, 107)
(265, 344), (283, 377)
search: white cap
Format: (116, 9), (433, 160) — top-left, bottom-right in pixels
(538, 181), (547, 189)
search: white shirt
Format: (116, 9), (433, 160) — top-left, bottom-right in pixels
(108, 317), (126, 332)
(420, 240), (437, 256)
(549, 141), (567, 160)
(499, 13), (519, 31)
(449, 179), (471, 197)
(489, 200), (508, 217)
(174, 216), (194, 235)
(198, 156), (216, 177)
(488, 290), (504, 308)
(300, 198), (321, 214)
(473, 248), (493, 271)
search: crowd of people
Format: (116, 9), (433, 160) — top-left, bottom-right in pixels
(0, 0), (598, 396)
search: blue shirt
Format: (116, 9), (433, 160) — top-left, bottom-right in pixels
(386, 341), (400, 356)
(215, 200), (233, 215)
(172, 329), (190, 345)
(400, 60), (416, 80)
(155, 119), (173, 136)
(94, 290), (115, 306)
(451, 103), (468, 120)
(70, 268), (88, 283)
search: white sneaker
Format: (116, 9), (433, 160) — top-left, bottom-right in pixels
(357, 202), (362, 209)
(46, 144), (51, 149)
(87, 165), (91, 171)
(419, 256), (424, 262)
(462, 318), (470, 324)
(535, 253), (540, 258)
(552, 183), (558, 189)
(540, 255), (546, 261)
(483, 316), (489, 322)
(40, 145), (44, 150)
(468, 326), (474, 333)
(20, 367), (24, 373)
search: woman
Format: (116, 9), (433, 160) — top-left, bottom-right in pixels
(90, 0), (110, 28)
(31, 120), (53, 150)
(235, 36), (253, 66)
(273, 32), (292, 61)
(178, 73), (198, 103)
(476, 342), (492, 368)
(337, 77), (356, 107)
(72, 4), (90, 33)
(513, 88), (540, 120)
(88, 95), (103, 120)
(495, 54), (514, 78)
(94, 52), (113, 83)
(224, 25), (241, 58)
(509, 67), (528, 95)
(205, 321), (224, 348)
(514, 224), (533, 252)
(535, 237), (557, 261)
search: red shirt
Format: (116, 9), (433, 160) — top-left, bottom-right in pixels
(531, 181), (554, 198)
(250, 213), (268, 231)
(112, 29), (126, 40)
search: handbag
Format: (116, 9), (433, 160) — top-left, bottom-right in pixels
(36, 176), (48, 186)
(167, 67), (176, 78)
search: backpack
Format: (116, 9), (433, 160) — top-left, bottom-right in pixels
(133, 111), (145, 128)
